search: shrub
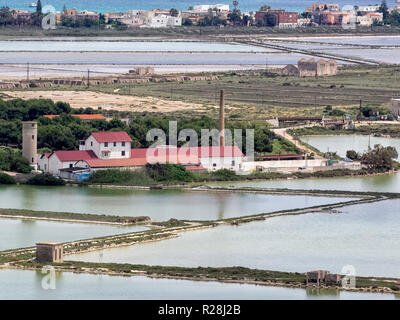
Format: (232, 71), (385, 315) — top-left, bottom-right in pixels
(88, 169), (152, 185)
(26, 173), (65, 186)
(0, 172), (16, 184)
(145, 163), (194, 182)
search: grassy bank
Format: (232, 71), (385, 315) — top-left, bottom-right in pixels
(0, 208), (150, 225)
(14, 261), (400, 293)
(85, 166), (389, 187)
(13, 66), (400, 120)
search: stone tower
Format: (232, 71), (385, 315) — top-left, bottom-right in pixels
(22, 121), (38, 169)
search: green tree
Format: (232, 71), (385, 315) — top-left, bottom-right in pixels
(0, 7), (14, 26)
(170, 8), (179, 17)
(379, 0), (389, 20)
(346, 150), (359, 160)
(260, 5), (271, 11)
(36, 0), (42, 13)
(182, 18), (193, 26)
(360, 144), (398, 171)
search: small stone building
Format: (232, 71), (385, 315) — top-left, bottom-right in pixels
(306, 270), (342, 286)
(390, 98), (400, 118)
(36, 242), (64, 263)
(281, 64), (300, 76)
(129, 67), (155, 76)
(306, 270), (330, 286)
(297, 58), (337, 77)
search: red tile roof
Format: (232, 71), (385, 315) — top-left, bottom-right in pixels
(80, 158), (147, 168)
(185, 166), (207, 171)
(52, 150), (97, 162)
(129, 146), (243, 165)
(131, 146), (243, 160)
(44, 114), (106, 120)
(91, 131), (133, 143)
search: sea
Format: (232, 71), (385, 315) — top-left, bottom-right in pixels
(0, 0), (396, 14)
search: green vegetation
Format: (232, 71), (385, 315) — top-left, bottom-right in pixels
(28, 65), (398, 120)
(87, 169), (153, 185)
(0, 172), (16, 184)
(0, 208), (150, 225)
(26, 173), (66, 186)
(360, 144), (398, 171)
(0, 97), (294, 154)
(13, 260), (400, 292)
(0, 148), (32, 173)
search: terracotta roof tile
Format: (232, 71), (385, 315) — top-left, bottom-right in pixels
(91, 131), (133, 143)
(52, 150), (97, 162)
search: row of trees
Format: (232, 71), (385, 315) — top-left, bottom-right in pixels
(0, 97), (281, 153)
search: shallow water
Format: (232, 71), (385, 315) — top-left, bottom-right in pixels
(301, 135), (400, 160)
(0, 269), (397, 300)
(0, 185), (357, 221)
(0, 41), (272, 52)
(68, 199), (400, 278)
(209, 172), (400, 193)
(0, 218), (146, 251)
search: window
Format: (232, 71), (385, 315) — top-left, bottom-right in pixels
(69, 164), (73, 168)
(44, 164), (47, 170)
(122, 142), (125, 147)
(213, 163), (216, 167)
(113, 142), (117, 147)
(32, 135), (34, 140)
(90, 141), (93, 147)
(104, 142), (108, 147)
(122, 151), (126, 156)
(231, 160), (235, 166)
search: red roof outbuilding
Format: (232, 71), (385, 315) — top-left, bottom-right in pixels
(52, 150), (97, 162)
(91, 131), (133, 143)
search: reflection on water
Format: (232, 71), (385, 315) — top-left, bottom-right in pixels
(301, 135), (400, 160)
(210, 172), (400, 192)
(69, 199), (400, 278)
(0, 218), (146, 251)
(0, 185), (357, 221)
(0, 269), (396, 300)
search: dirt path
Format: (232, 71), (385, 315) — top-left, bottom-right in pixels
(272, 126), (324, 159)
(1, 90), (210, 113)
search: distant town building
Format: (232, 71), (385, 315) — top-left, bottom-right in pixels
(192, 4), (230, 13)
(255, 9), (298, 27)
(36, 242), (64, 263)
(357, 5), (380, 13)
(105, 9), (182, 28)
(357, 13), (383, 26)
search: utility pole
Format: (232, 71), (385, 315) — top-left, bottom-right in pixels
(27, 62), (29, 82)
(87, 69), (90, 88)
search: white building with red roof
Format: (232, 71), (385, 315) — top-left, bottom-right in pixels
(40, 131), (245, 178)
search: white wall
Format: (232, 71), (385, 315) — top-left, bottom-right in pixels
(37, 155), (49, 172)
(48, 155), (76, 175)
(200, 156), (243, 171)
(241, 159), (327, 172)
(79, 134), (131, 159)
